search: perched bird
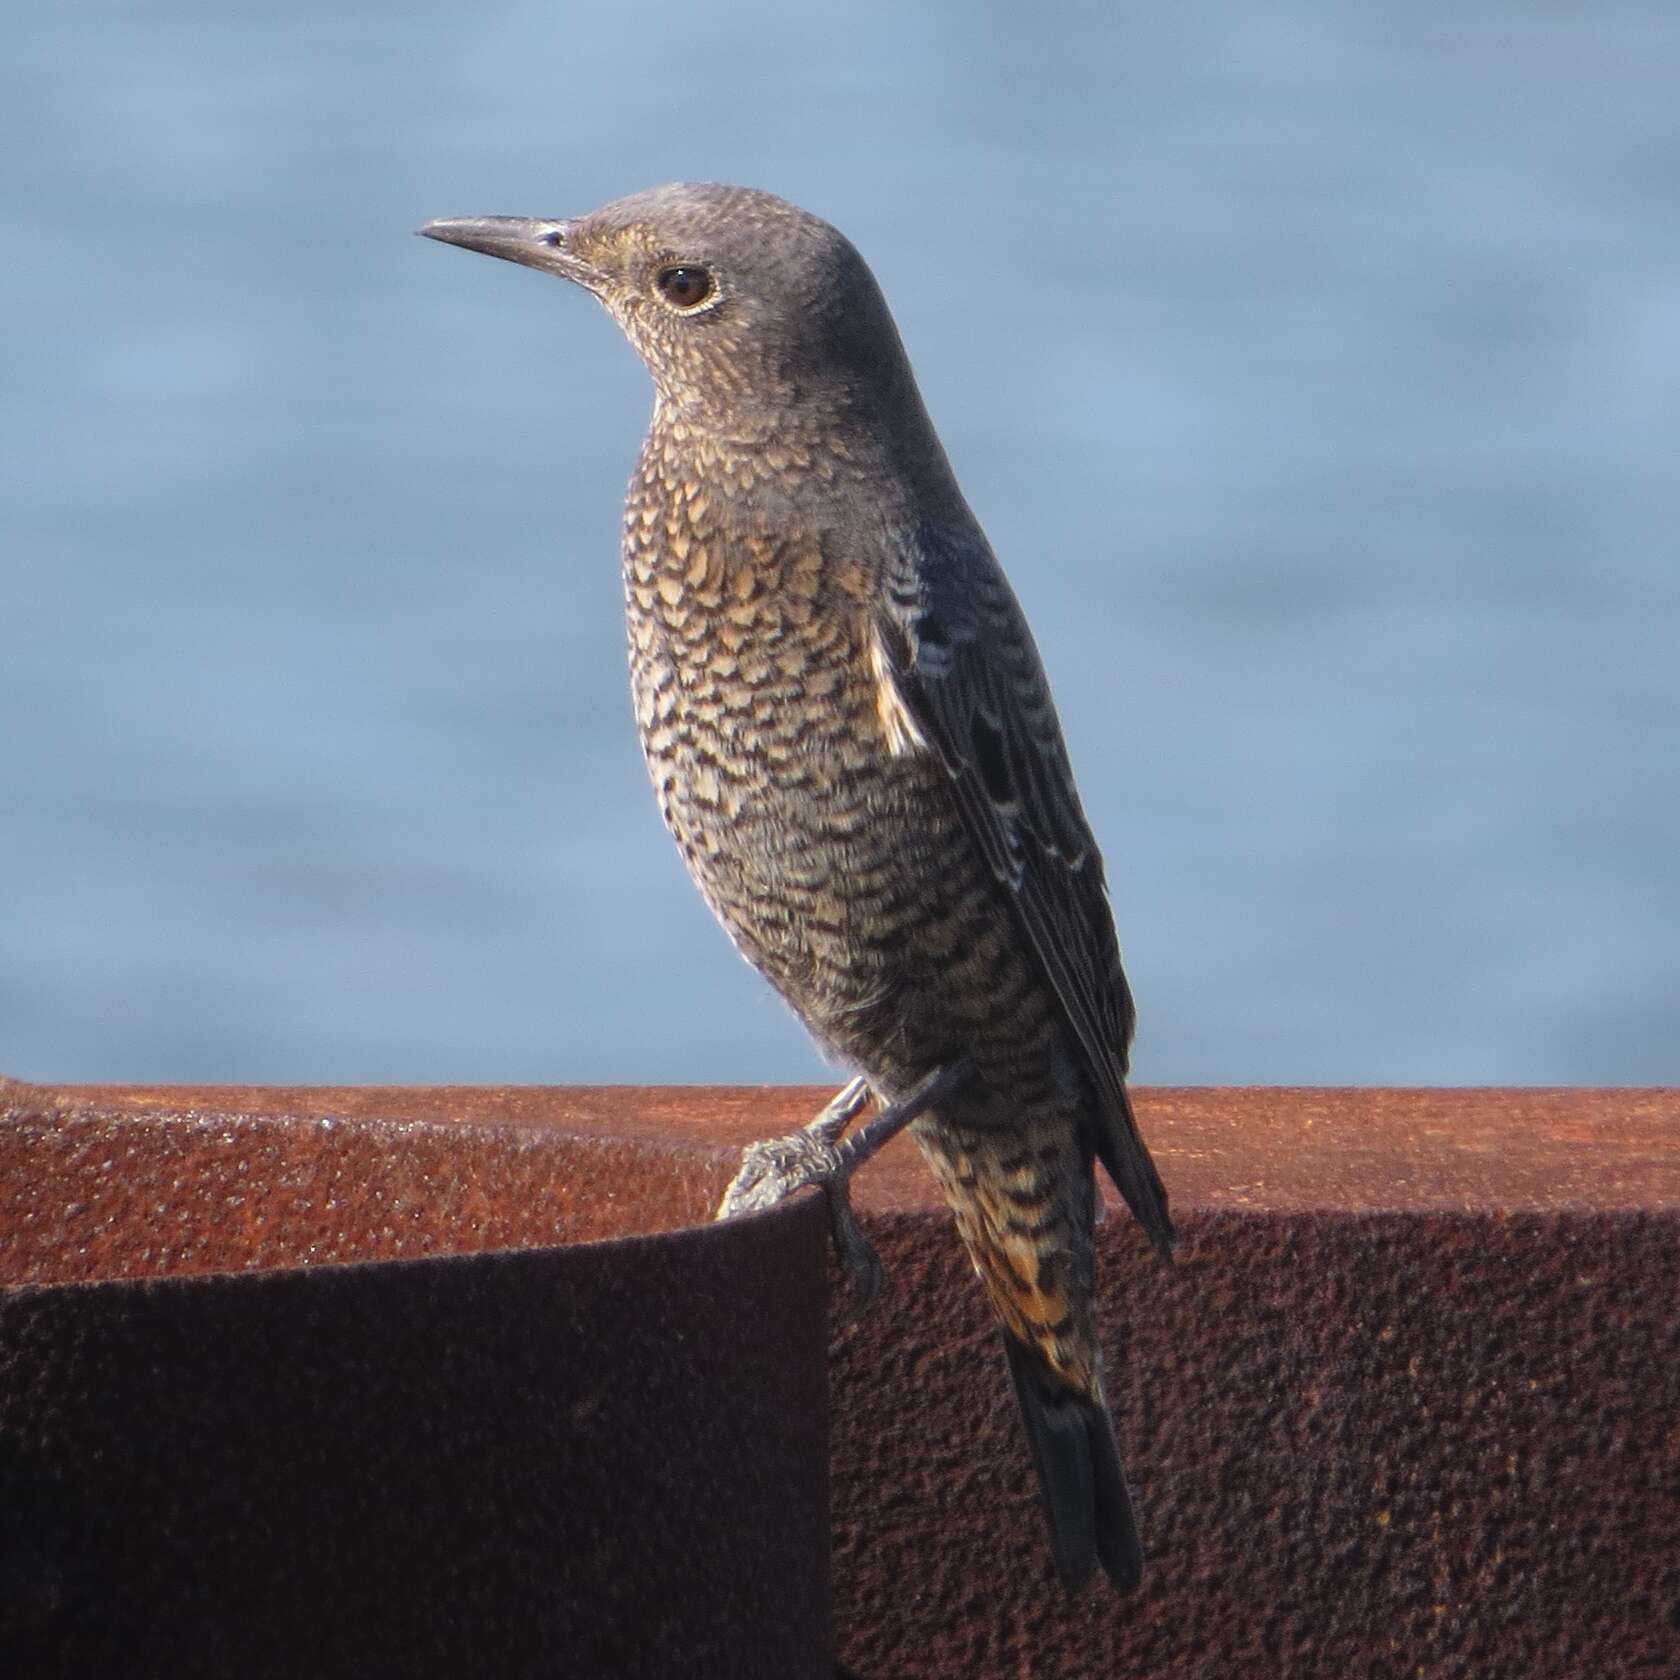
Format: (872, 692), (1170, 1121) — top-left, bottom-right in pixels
(420, 185), (1174, 1592)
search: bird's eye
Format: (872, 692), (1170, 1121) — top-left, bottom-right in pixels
(655, 266), (716, 311)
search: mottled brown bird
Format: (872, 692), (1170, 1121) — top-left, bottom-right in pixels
(420, 184), (1174, 1592)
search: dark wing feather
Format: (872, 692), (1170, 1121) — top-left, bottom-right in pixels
(878, 524), (1173, 1257)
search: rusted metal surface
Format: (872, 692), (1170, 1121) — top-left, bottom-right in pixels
(4, 1081), (1678, 1677)
(0, 1079), (831, 1678)
(826, 1087), (1680, 1680)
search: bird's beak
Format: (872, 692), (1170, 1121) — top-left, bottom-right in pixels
(417, 216), (603, 290)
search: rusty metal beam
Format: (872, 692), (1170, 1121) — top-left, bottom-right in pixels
(4, 1080), (1677, 1677)
(0, 1079), (830, 1679)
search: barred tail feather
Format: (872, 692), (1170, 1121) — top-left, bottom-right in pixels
(1002, 1334), (1144, 1592)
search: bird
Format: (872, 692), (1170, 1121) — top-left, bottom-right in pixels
(419, 184), (1175, 1592)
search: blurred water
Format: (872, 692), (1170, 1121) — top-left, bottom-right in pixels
(3, 2), (1676, 1085)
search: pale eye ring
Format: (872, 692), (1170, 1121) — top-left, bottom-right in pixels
(655, 265), (716, 311)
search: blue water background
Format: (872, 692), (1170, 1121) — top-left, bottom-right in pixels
(4, 2), (1677, 1084)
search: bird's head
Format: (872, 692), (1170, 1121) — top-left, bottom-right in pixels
(421, 183), (923, 444)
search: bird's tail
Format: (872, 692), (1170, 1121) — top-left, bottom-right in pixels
(1002, 1333), (1143, 1592)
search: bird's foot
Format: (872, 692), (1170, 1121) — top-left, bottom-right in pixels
(715, 1077), (873, 1221)
(715, 1060), (977, 1315)
(716, 1076), (883, 1309)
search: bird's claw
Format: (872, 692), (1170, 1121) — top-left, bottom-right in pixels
(714, 1061), (979, 1319)
(716, 1077), (884, 1313)
(823, 1184), (884, 1314)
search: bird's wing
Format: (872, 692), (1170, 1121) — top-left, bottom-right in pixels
(874, 525), (1172, 1256)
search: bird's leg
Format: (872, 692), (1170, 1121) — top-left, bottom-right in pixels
(804, 1074), (875, 1148)
(715, 1076), (878, 1300)
(715, 1058), (977, 1312)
